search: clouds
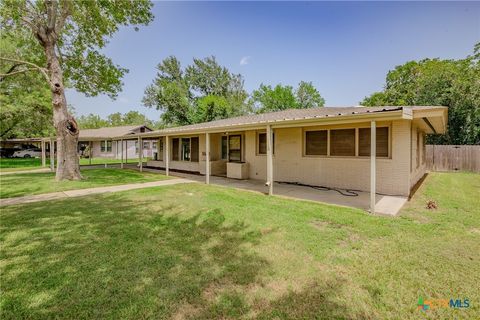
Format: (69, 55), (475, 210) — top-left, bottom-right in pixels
(240, 56), (251, 66)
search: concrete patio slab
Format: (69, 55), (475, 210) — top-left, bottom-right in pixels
(133, 166), (408, 216)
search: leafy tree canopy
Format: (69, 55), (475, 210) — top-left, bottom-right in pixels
(361, 43), (479, 145)
(143, 56), (250, 126)
(77, 111), (157, 130)
(0, 33), (53, 139)
(252, 81), (325, 113)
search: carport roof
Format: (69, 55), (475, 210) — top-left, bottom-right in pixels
(79, 125), (152, 140)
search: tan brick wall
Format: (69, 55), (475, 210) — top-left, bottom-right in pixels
(243, 120), (412, 196)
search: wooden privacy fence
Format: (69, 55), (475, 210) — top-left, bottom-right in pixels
(426, 145), (480, 172)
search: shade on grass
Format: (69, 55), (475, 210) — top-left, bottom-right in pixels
(0, 169), (169, 199)
(0, 172), (479, 319)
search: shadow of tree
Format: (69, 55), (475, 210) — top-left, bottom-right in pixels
(0, 195), (267, 319)
(1, 191), (371, 319)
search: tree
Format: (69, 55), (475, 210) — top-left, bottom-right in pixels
(0, 0), (153, 180)
(361, 43), (480, 145)
(0, 34), (53, 139)
(77, 114), (108, 129)
(78, 111), (156, 129)
(251, 84), (296, 113)
(252, 82), (325, 113)
(143, 56), (249, 126)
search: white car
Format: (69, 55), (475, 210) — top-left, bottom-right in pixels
(12, 148), (43, 158)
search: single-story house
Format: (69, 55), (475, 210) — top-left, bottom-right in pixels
(78, 125), (158, 159)
(120, 106), (447, 212)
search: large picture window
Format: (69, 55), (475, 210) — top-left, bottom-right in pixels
(172, 137), (199, 162)
(101, 140), (112, 153)
(358, 127), (389, 157)
(305, 130), (327, 156)
(330, 129), (355, 156)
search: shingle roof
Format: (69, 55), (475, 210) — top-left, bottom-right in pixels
(79, 125), (150, 140)
(138, 106), (444, 136)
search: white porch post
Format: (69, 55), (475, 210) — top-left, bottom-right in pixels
(165, 136), (170, 176)
(120, 139), (124, 169)
(370, 120), (376, 214)
(104, 140), (108, 168)
(266, 125), (273, 195)
(89, 141), (92, 165)
(49, 139), (55, 171)
(206, 132), (210, 184)
(138, 137), (143, 172)
(41, 139), (46, 167)
(125, 140), (128, 164)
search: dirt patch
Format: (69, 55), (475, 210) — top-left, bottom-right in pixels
(310, 220), (344, 230)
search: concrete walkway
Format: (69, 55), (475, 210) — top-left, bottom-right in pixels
(0, 168), (51, 175)
(0, 178), (195, 207)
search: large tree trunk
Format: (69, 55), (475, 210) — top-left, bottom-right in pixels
(44, 43), (82, 181)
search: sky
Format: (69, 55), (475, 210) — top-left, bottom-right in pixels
(66, 1), (480, 121)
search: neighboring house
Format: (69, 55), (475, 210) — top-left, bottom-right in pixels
(130, 106), (447, 198)
(78, 125), (157, 159)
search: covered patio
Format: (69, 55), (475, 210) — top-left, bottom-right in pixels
(124, 164), (407, 216)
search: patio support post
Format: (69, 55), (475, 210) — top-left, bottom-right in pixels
(104, 140), (108, 168)
(165, 136), (170, 176)
(120, 139), (124, 169)
(125, 140), (128, 164)
(49, 138), (55, 171)
(370, 120), (376, 214)
(266, 124), (273, 195)
(206, 132), (210, 184)
(41, 139), (46, 167)
(138, 137), (143, 172)
(89, 141), (92, 165)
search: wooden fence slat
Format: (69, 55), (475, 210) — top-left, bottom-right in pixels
(426, 145), (480, 173)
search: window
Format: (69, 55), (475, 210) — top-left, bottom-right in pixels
(305, 130), (327, 156)
(172, 138), (179, 161)
(101, 140), (112, 153)
(172, 137), (199, 162)
(330, 129), (355, 156)
(221, 136), (228, 159)
(157, 139), (163, 160)
(191, 137), (199, 162)
(143, 141), (149, 150)
(181, 138), (190, 161)
(135, 141), (139, 154)
(358, 127), (389, 157)
(229, 135), (242, 162)
(152, 141), (157, 150)
(257, 132), (275, 155)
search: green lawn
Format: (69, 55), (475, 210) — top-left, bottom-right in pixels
(0, 172), (479, 319)
(0, 158), (147, 172)
(0, 168), (169, 199)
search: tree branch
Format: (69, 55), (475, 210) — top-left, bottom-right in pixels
(0, 68), (38, 81)
(0, 57), (50, 82)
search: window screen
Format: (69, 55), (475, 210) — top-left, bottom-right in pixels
(330, 129), (355, 156)
(172, 138), (179, 161)
(359, 127), (389, 157)
(305, 130), (327, 155)
(191, 137), (199, 162)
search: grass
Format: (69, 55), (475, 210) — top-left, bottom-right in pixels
(0, 158), (148, 172)
(0, 172), (479, 319)
(0, 168), (169, 199)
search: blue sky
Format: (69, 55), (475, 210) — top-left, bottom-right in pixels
(67, 1), (480, 121)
